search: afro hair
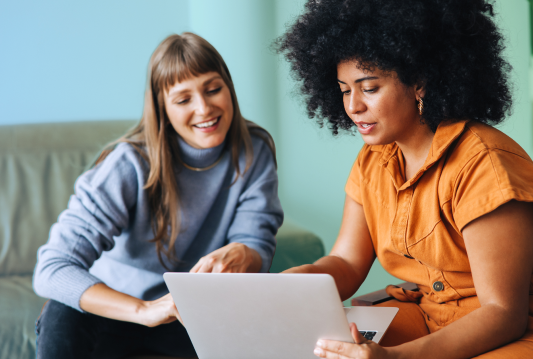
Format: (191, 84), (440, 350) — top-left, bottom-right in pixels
(276, 0), (513, 134)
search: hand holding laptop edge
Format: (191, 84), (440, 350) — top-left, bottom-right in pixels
(314, 322), (390, 358)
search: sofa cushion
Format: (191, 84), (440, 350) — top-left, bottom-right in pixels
(270, 219), (324, 273)
(0, 275), (47, 359)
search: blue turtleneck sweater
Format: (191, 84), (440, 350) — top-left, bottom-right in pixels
(33, 132), (283, 311)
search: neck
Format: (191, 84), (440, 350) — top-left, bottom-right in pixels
(176, 135), (226, 169)
(396, 122), (435, 180)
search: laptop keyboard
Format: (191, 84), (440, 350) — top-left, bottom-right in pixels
(359, 331), (377, 341)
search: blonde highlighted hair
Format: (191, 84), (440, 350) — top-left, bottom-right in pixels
(95, 33), (275, 268)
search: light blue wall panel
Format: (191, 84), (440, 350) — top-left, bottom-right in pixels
(188, 0), (279, 140)
(0, 0), (189, 125)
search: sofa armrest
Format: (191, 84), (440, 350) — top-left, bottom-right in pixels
(269, 219), (325, 273)
(351, 282), (418, 306)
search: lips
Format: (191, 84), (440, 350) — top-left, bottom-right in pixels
(193, 117), (220, 128)
(355, 122), (377, 134)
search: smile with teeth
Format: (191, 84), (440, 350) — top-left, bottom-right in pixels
(194, 117), (220, 128)
(360, 123), (375, 128)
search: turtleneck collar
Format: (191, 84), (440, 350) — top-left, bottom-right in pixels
(176, 135), (226, 169)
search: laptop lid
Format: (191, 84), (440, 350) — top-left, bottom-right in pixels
(163, 273), (353, 359)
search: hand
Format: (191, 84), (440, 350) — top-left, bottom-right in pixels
(314, 322), (391, 359)
(138, 293), (184, 327)
(190, 242), (261, 273)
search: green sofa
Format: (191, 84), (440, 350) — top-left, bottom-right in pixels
(0, 120), (324, 359)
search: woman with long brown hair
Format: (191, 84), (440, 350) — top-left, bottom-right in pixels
(33, 32), (283, 358)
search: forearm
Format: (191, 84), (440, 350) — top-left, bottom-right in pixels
(283, 255), (366, 301)
(391, 304), (528, 359)
(79, 283), (146, 325)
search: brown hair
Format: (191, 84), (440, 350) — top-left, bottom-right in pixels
(95, 32), (275, 268)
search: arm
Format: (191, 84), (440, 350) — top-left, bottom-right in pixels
(33, 145), (141, 310)
(393, 200), (533, 358)
(80, 283), (182, 327)
(284, 195), (376, 301)
(315, 200), (533, 359)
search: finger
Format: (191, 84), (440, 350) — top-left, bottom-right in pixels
(196, 259), (216, 273)
(315, 339), (352, 358)
(314, 345), (350, 359)
(212, 261), (227, 273)
(350, 322), (367, 344)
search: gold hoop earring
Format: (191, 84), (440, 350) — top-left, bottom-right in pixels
(417, 98), (424, 116)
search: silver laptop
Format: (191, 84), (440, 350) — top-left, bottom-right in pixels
(163, 273), (398, 359)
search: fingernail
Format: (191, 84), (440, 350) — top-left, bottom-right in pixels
(314, 347), (324, 356)
(316, 339), (325, 347)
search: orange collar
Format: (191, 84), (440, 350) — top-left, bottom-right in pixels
(371, 120), (470, 189)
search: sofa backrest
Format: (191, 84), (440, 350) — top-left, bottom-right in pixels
(0, 120), (137, 276)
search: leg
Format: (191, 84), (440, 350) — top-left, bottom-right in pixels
(36, 300), (146, 359)
(141, 321), (197, 358)
(373, 299), (430, 347)
(36, 300), (99, 359)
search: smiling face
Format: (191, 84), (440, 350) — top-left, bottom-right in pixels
(164, 71), (234, 149)
(337, 61), (425, 147)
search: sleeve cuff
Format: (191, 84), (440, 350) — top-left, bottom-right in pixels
(454, 187), (533, 231)
(47, 266), (103, 312)
(345, 177), (362, 204)
(233, 240), (273, 273)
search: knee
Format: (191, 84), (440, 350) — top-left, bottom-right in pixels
(36, 300), (95, 358)
(37, 300), (86, 334)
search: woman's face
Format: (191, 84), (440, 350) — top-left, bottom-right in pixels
(164, 71), (234, 149)
(337, 61), (425, 146)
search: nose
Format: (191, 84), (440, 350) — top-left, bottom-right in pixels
(347, 92), (366, 115)
(195, 94), (212, 116)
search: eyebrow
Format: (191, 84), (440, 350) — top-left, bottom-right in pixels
(168, 75), (223, 96)
(337, 76), (379, 84)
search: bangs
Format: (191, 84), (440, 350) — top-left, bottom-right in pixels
(155, 37), (224, 93)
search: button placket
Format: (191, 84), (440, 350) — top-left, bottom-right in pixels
(390, 187), (415, 256)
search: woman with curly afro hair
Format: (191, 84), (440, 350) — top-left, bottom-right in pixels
(278, 0), (533, 357)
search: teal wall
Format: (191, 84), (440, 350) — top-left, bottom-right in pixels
(494, 0), (532, 157)
(1, 0), (531, 302)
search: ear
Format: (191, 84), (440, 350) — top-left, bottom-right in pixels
(415, 82), (426, 100)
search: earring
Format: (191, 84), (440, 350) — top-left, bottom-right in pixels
(417, 98), (424, 116)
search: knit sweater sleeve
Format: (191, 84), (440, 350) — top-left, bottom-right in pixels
(33, 144), (145, 311)
(227, 138), (284, 273)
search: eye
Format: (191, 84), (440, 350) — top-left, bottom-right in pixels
(175, 98), (190, 105)
(341, 89), (351, 96)
(363, 88), (377, 93)
(207, 87), (222, 95)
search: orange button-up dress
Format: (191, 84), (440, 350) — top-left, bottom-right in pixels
(345, 120), (533, 357)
